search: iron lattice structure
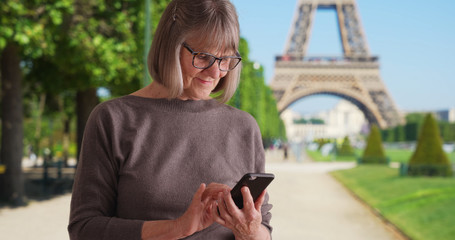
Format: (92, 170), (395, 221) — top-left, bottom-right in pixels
(270, 0), (403, 128)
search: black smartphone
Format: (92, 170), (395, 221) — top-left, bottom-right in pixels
(230, 173), (275, 209)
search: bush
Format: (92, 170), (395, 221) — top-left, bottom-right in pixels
(337, 136), (355, 156)
(408, 114), (453, 177)
(407, 164), (452, 177)
(314, 138), (332, 150)
(360, 125), (388, 164)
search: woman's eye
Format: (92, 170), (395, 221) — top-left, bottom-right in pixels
(196, 53), (212, 61)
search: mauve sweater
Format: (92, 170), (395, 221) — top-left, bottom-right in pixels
(68, 95), (272, 240)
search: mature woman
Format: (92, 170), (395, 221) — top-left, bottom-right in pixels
(68, 0), (272, 239)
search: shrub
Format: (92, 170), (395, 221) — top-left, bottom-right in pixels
(360, 125), (388, 164)
(315, 138), (331, 150)
(337, 136), (355, 156)
(408, 114), (453, 177)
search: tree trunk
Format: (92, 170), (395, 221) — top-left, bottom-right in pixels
(34, 93), (46, 163)
(76, 88), (99, 162)
(57, 94), (70, 166)
(63, 118), (71, 166)
(0, 43), (25, 206)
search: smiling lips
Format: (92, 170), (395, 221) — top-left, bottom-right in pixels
(197, 78), (213, 85)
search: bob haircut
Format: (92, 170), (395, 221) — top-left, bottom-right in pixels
(148, 0), (241, 103)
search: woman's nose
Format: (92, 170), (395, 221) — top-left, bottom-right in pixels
(203, 60), (223, 78)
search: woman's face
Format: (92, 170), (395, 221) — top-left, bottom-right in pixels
(179, 40), (231, 100)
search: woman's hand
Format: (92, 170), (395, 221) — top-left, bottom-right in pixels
(202, 183), (231, 201)
(213, 187), (271, 240)
(141, 183), (218, 240)
(175, 183), (218, 238)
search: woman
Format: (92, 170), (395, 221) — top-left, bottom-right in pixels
(68, 0), (272, 239)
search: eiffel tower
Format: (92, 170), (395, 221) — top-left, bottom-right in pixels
(270, 0), (403, 128)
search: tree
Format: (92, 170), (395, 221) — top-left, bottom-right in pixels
(228, 38), (286, 144)
(439, 121), (455, 142)
(394, 125), (406, 142)
(405, 113), (425, 141)
(53, 0), (140, 159)
(1, 43), (25, 205)
(27, 0), (172, 161)
(360, 125), (388, 164)
(0, 0), (172, 204)
(0, 0), (72, 205)
(408, 114), (452, 176)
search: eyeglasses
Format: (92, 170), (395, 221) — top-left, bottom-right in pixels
(183, 43), (242, 72)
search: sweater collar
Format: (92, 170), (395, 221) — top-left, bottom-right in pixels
(125, 95), (222, 113)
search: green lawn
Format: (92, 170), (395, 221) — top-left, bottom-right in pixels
(306, 149), (360, 162)
(307, 148), (455, 164)
(331, 166), (455, 240)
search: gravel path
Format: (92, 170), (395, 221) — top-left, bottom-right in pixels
(266, 161), (402, 240)
(0, 194), (71, 239)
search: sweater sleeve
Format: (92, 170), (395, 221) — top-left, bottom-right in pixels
(251, 117), (274, 235)
(68, 104), (144, 240)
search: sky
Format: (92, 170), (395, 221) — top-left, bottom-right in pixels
(230, 0), (455, 115)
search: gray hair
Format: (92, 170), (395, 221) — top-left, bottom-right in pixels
(148, 0), (241, 103)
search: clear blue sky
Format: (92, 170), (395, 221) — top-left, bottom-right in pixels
(230, 0), (455, 115)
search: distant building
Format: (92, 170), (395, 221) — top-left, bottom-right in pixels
(281, 109), (327, 142)
(435, 108), (455, 123)
(281, 100), (368, 142)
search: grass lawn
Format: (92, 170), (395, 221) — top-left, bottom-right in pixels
(306, 149), (360, 162)
(307, 149), (455, 164)
(331, 165), (455, 240)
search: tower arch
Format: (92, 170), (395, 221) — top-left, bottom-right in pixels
(279, 90), (381, 127)
(270, 0), (403, 128)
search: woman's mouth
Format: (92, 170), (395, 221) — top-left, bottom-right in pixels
(198, 78), (213, 85)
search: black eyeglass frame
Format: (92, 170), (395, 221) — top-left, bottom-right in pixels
(182, 43), (242, 72)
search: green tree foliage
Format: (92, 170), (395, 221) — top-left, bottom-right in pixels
(228, 38), (286, 144)
(404, 123), (419, 141)
(30, 0), (170, 160)
(37, 0), (145, 93)
(381, 113), (426, 142)
(406, 113), (426, 124)
(0, 0), (73, 206)
(439, 121), (455, 142)
(394, 125), (406, 142)
(408, 114), (453, 176)
(381, 112), (455, 142)
(381, 125), (406, 142)
(293, 118), (324, 124)
(0, 0), (172, 205)
(0, 0), (72, 55)
(338, 136), (355, 156)
(361, 125), (388, 164)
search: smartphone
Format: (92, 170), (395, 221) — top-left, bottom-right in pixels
(230, 173), (275, 209)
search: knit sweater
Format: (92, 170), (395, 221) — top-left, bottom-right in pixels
(68, 95), (272, 240)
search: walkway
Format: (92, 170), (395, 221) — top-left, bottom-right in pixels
(0, 194), (71, 239)
(0, 150), (404, 239)
(266, 149), (403, 240)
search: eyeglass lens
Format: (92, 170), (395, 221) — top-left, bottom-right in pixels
(193, 53), (241, 71)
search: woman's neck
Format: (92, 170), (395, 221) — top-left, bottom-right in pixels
(131, 81), (170, 99)
(131, 82), (213, 101)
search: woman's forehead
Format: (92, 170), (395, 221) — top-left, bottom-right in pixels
(185, 33), (237, 54)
